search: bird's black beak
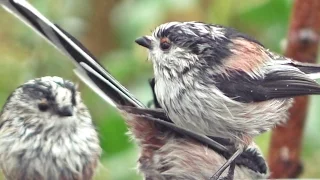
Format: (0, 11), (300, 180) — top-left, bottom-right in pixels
(58, 105), (73, 117)
(135, 36), (152, 49)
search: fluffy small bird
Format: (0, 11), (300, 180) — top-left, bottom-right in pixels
(121, 80), (268, 180)
(123, 106), (268, 180)
(135, 21), (320, 177)
(0, 76), (101, 180)
(0, 2), (261, 179)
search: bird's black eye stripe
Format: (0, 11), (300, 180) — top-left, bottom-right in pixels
(22, 84), (52, 100)
(155, 24), (177, 38)
(70, 88), (76, 105)
(156, 29), (162, 38)
(63, 81), (77, 105)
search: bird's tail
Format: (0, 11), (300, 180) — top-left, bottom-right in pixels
(292, 61), (320, 80)
(0, 0), (228, 152)
(1, 1), (271, 177)
(0, 0), (143, 108)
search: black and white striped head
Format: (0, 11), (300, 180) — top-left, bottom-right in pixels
(0, 76), (89, 126)
(0, 77), (100, 179)
(135, 21), (263, 78)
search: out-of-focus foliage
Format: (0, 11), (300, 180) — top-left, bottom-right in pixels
(0, 0), (319, 179)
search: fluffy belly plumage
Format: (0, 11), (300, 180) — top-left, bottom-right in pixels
(155, 79), (293, 143)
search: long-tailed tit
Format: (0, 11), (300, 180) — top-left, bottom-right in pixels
(0, 77), (101, 180)
(135, 21), (320, 178)
(0, 2), (268, 178)
(121, 80), (268, 180)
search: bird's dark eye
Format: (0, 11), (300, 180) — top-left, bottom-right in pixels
(160, 38), (171, 51)
(38, 99), (49, 111)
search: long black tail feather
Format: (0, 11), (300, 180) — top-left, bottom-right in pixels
(0, 0), (271, 176)
(0, 0), (143, 108)
(0, 0), (230, 152)
(291, 61), (320, 76)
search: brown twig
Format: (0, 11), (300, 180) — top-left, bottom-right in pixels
(268, 0), (320, 178)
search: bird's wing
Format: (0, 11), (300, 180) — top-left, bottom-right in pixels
(214, 66), (320, 103)
(289, 61), (320, 80)
(265, 50), (320, 79)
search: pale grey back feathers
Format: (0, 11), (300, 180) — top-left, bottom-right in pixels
(0, 76), (101, 180)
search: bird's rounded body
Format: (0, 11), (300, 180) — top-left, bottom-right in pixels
(0, 77), (101, 180)
(155, 69), (292, 143)
(123, 106), (269, 180)
(135, 21), (320, 146)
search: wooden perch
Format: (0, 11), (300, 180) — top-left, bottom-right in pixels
(268, 0), (320, 178)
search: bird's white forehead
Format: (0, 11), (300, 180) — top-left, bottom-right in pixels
(25, 76), (66, 87)
(152, 21), (225, 38)
(25, 76), (76, 105)
(55, 86), (73, 105)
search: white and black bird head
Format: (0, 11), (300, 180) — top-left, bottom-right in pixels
(0, 76), (100, 180)
(1, 76), (88, 126)
(135, 21), (263, 79)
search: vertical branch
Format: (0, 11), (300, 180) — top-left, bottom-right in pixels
(268, 0), (320, 178)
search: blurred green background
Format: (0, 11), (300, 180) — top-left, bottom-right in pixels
(0, 0), (319, 179)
